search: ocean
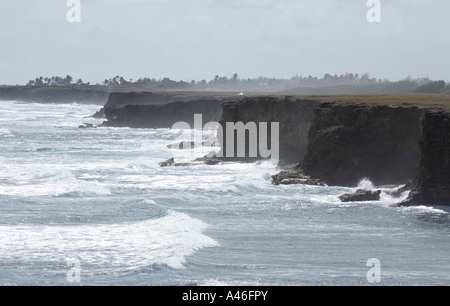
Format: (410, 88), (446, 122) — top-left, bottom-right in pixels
(0, 100), (449, 286)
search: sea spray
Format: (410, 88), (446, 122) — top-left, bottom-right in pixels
(357, 178), (375, 191)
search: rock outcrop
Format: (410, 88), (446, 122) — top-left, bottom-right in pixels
(271, 165), (325, 186)
(159, 158), (176, 167)
(301, 102), (426, 187)
(400, 110), (450, 206)
(339, 190), (382, 202)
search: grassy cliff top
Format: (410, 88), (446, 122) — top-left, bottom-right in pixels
(295, 94), (450, 106)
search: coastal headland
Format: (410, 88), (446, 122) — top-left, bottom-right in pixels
(2, 87), (449, 207)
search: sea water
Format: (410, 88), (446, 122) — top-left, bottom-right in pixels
(0, 100), (449, 286)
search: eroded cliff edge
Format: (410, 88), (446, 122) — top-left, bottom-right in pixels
(102, 91), (241, 128)
(400, 110), (450, 206)
(300, 102), (426, 187)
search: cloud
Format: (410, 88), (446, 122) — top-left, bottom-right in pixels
(1, 0), (449, 84)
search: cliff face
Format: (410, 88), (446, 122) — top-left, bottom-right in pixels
(104, 99), (224, 128)
(301, 102), (426, 187)
(0, 86), (109, 104)
(401, 110), (450, 206)
(102, 91), (242, 128)
(219, 97), (321, 164)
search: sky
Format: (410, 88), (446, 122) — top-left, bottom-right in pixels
(1, 0), (449, 85)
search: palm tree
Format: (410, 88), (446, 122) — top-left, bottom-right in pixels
(64, 75), (73, 85)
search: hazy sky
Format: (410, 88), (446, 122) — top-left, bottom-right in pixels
(1, 0), (449, 85)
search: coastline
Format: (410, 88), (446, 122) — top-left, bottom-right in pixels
(2, 87), (449, 207)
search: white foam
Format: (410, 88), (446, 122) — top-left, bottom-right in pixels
(0, 128), (13, 137)
(199, 279), (230, 286)
(400, 205), (450, 215)
(0, 101), (102, 128)
(199, 278), (267, 286)
(0, 170), (111, 197)
(0, 211), (218, 271)
(357, 178), (375, 191)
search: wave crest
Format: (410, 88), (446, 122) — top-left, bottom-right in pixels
(0, 211), (218, 271)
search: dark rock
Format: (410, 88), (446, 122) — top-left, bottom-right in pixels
(194, 153), (222, 165)
(271, 168), (325, 186)
(204, 159), (221, 166)
(399, 110), (450, 206)
(339, 189), (382, 202)
(89, 108), (106, 119)
(385, 180), (413, 198)
(159, 158), (175, 167)
(159, 152), (223, 168)
(301, 102), (427, 187)
(103, 100), (224, 129)
(174, 162), (192, 167)
(102, 91), (243, 129)
(219, 97), (322, 164)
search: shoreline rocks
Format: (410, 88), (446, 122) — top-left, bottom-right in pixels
(271, 166), (326, 186)
(339, 190), (382, 202)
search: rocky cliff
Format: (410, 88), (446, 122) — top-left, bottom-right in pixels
(102, 91), (242, 128)
(0, 86), (109, 104)
(103, 99), (225, 128)
(100, 91), (450, 206)
(300, 102), (427, 187)
(218, 96), (321, 165)
(401, 109), (450, 206)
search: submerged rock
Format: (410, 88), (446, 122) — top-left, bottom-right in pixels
(339, 189), (382, 202)
(385, 181), (413, 198)
(159, 153), (223, 168)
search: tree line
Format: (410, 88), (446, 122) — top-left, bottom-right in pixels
(25, 73), (444, 92)
(26, 75), (89, 86)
